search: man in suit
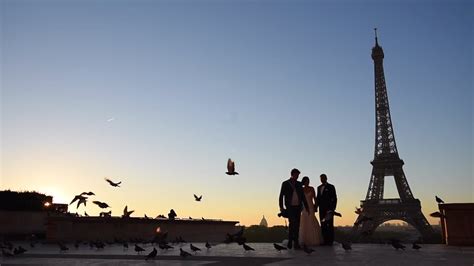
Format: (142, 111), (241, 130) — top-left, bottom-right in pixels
(316, 174), (337, 245)
(279, 168), (309, 249)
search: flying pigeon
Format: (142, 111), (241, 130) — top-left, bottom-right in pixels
(194, 194), (202, 201)
(226, 158), (239, 175)
(105, 178), (121, 187)
(93, 201), (110, 209)
(435, 196), (444, 204)
(80, 192), (95, 196)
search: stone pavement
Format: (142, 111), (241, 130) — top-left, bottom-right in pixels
(1, 242), (473, 265)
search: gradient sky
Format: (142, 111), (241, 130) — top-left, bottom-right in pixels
(1, 0), (472, 227)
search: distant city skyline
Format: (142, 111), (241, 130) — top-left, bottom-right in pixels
(1, 0), (472, 227)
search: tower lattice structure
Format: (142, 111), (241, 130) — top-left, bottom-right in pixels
(352, 29), (435, 240)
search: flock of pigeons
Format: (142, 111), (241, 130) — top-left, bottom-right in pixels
(67, 159), (239, 219)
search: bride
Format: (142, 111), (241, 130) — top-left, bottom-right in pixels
(299, 176), (323, 246)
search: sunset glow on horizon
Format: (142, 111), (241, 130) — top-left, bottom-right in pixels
(1, 1), (472, 228)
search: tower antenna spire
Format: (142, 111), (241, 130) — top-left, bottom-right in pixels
(374, 27), (379, 46)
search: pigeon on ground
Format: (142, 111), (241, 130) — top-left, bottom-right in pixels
(205, 241), (212, 249)
(194, 194), (202, 201)
(226, 158), (239, 175)
(123, 242), (129, 250)
(122, 206), (134, 218)
(190, 244), (201, 252)
(435, 196), (444, 204)
(243, 243), (254, 251)
(145, 248), (157, 260)
(84, 212), (89, 217)
(355, 207), (363, 214)
(273, 243), (287, 252)
(105, 178), (121, 187)
(180, 248), (192, 258)
(391, 241), (405, 250)
(303, 245), (314, 255)
(135, 244), (145, 254)
(341, 241), (352, 251)
(2, 249), (14, 257)
(100, 210), (112, 217)
(58, 243), (69, 252)
(158, 242), (173, 250)
(412, 243), (421, 250)
(13, 246), (27, 255)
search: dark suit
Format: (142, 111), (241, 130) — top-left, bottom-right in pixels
(279, 179), (309, 248)
(316, 183), (337, 245)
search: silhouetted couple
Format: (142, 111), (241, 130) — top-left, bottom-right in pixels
(279, 168), (337, 249)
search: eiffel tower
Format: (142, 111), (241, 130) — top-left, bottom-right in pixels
(352, 29), (435, 240)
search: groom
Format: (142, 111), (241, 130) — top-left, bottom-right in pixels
(316, 174), (337, 245)
(279, 168), (309, 249)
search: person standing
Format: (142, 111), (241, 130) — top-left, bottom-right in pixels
(316, 174), (337, 245)
(279, 168), (309, 249)
(298, 176), (323, 246)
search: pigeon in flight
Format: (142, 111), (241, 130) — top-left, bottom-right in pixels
(194, 194), (202, 201)
(105, 178), (121, 187)
(93, 201), (110, 209)
(435, 196), (444, 204)
(273, 243), (287, 252)
(70, 195), (88, 208)
(80, 192), (95, 196)
(122, 206), (134, 218)
(226, 158), (239, 175)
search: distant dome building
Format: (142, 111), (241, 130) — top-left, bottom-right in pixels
(259, 215), (268, 227)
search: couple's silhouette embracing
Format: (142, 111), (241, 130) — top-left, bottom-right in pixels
(279, 168), (337, 249)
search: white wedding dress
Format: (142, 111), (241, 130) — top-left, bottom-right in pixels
(298, 187), (323, 246)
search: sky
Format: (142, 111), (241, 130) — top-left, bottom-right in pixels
(1, 0), (472, 227)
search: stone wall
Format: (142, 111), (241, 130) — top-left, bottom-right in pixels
(0, 211), (47, 237)
(46, 216), (240, 243)
(439, 203), (474, 246)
